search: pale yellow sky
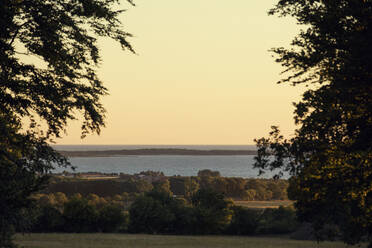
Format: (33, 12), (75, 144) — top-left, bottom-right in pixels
(57, 0), (306, 145)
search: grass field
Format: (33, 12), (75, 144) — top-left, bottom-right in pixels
(15, 233), (363, 248)
(234, 200), (293, 209)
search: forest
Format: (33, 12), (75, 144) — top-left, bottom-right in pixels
(47, 169), (289, 201)
(23, 178), (298, 236)
(15, 169), (342, 241)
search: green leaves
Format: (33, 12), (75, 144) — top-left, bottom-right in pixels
(255, 0), (372, 246)
(1, 0), (134, 138)
(0, 1), (134, 246)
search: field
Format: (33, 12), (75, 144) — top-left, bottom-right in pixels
(234, 200), (293, 209)
(15, 233), (363, 248)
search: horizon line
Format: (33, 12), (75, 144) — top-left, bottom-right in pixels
(51, 144), (257, 146)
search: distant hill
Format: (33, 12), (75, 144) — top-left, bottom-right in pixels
(59, 148), (257, 157)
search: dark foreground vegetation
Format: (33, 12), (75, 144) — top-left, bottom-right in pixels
(15, 170), (347, 242)
(254, 0), (372, 247)
(22, 188), (297, 236)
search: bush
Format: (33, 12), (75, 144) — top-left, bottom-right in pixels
(197, 169), (220, 177)
(191, 189), (233, 234)
(128, 189), (196, 234)
(290, 222), (341, 241)
(128, 191), (176, 234)
(227, 206), (260, 235)
(32, 206), (64, 232)
(97, 204), (127, 233)
(290, 222), (316, 240)
(257, 206), (298, 234)
(63, 197), (98, 233)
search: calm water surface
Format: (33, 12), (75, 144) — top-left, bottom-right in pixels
(52, 145), (283, 178)
(54, 155), (282, 179)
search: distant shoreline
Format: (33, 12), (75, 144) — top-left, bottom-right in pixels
(59, 148), (257, 157)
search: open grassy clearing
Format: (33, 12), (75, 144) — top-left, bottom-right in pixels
(15, 233), (363, 248)
(234, 200), (293, 209)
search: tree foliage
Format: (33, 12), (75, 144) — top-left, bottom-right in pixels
(24, 190), (298, 235)
(128, 190), (185, 234)
(0, 0), (133, 246)
(0, 112), (68, 247)
(226, 206), (260, 235)
(191, 189), (233, 234)
(1, 0), (134, 137)
(254, 0), (371, 246)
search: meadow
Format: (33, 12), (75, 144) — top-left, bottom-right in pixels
(15, 233), (363, 248)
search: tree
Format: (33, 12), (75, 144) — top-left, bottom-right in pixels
(0, 112), (67, 247)
(63, 197), (99, 232)
(54, 192), (68, 210)
(97, 204), (127, 233)
(128, 190), (177, 234)
(197, 169), (221, 177)
(32, 205), (65, 233)
(0, 0), (134, 246)
(254, 0), (371, 246)
(191, 189), (233, 234)
(227, 206), (260, 235)
(153, 179), (172, 195)
(257, 206), (297, 235)
(184, 177), (199, 201)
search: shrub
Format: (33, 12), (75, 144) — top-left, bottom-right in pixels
(63, 197), (98, 233)
(128, 191), (176, 234)
(98, 204), (127, 233)
(227, 206), (260, 235)
(257, 206), (298, 234)
(32, 206), (64, 232)
(191, 189), (233, 234)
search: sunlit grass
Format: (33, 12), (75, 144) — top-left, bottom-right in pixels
(15, 233), (361, 248)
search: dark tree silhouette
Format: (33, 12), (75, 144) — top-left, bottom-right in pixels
(191, 189), (232, 234)
(254, 1), (371, 246)
(0, 0), (134, 246)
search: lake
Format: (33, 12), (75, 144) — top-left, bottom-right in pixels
(52, 145), (283, 178)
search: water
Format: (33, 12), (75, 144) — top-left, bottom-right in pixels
(52, 145), (282, 179)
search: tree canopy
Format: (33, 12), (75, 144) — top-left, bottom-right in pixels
(0, 0), (134, 246)
(255, 0), (371, 246)
(1, 0), (134, 138)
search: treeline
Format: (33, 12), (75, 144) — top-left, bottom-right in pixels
(46, 170), (289, 201)
(23, 188), (297, 235)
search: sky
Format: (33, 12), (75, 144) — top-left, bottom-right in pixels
(57, 0), (306, 145)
